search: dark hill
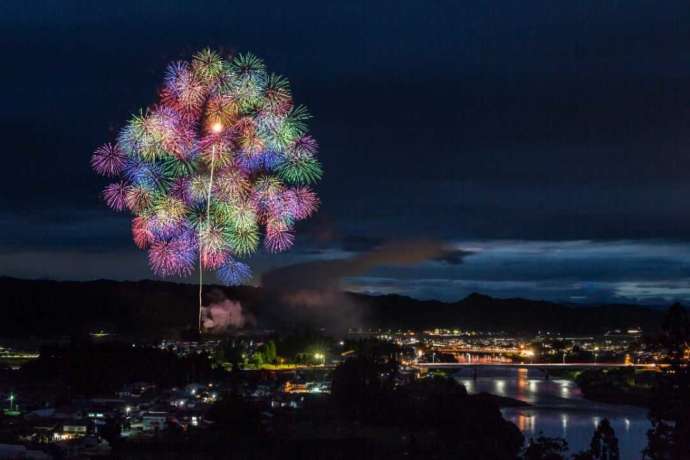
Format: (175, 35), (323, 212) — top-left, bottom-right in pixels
(0, 277), (665, 338)
(353, 292), (662, 334)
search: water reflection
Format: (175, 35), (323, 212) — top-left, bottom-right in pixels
(516, 368), (527, 400)
(561, 414), (568, 437)
(454, 366), (649, 458)
(516, 413), (535, 432)
(494, 379), (506, 396)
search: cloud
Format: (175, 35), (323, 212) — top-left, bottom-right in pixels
(342, 240), (690, 305)
(0, 249), (150, 280)
(4, 239), (690, 306)
(435, 249), (475, 265)
(339, 235), (386, 252)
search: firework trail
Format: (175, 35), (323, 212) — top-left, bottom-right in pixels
(91, 49), (322, 331)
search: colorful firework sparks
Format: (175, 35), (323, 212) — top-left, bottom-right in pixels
(92, 49), (321, 286)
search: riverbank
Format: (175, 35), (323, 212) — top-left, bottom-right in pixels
(478, 392), (531, 408)
(456, 366), (651, 458)
(575, 368), (654, 407)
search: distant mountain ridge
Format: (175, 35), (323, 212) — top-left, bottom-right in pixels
(351, 291), (663, 334)
(0, 277), (666, 338)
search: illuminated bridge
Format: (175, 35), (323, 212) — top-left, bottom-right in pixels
(415, 362), (660, 370)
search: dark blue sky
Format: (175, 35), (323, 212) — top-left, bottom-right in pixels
(2, 1), (690, 304)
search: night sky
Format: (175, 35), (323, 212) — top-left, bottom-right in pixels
(3, 1), (690, 304)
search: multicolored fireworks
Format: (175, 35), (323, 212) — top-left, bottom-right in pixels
(92, 49), (321, 286)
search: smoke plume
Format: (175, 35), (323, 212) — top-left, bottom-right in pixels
(201, 288), (255, 334)
(262, 239), (453, 292)
(259, 239), (468, 332)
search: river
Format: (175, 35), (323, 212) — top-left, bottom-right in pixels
(454, 367), (650, 459)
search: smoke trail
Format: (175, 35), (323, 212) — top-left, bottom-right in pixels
(261, 239), (458, 292)
(258, 239), (471, 333)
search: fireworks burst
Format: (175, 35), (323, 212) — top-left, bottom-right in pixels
(92, 49), (322, 291)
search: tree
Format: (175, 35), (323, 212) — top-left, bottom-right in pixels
(249, 351), (264, 368)
(523, 436), (568, 460)
(587, 419), (620, 460)
(206, 393), (262, 437)
(400, 377), (523, 459)
(276, 330), (334, 363)
(644, 303), (690, 460)
(256, 340), (277, 364)
(222, 338), (249, 370)
(572, 452), (594, 460)
(99, 418), (123, 450)
(330, 356), (385, 421)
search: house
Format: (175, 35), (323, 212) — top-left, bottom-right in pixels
(117, 382), (156, 398)
(57, 419), (91, 440)
(141, 411), (168, 431)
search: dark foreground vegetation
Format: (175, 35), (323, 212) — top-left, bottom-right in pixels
(576, 368), (655, 407)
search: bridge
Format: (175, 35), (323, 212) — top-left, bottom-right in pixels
(414, 362), (660, 370)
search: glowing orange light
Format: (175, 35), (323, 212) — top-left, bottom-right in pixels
(211, 121), (223, 133)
